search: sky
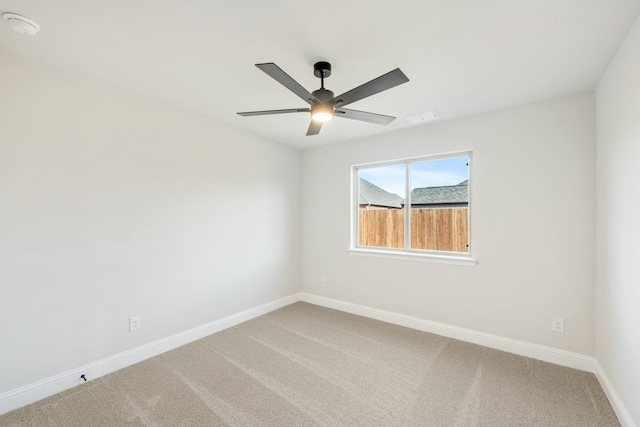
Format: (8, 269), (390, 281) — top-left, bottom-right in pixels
(358, 156), (469, 197)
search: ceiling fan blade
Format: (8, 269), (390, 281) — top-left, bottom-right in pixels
(330, 68), (409, 108)
(237, 108), (309, 117)
(256, 63), (319, 105)
(306, 120), (322, 136)
(335, 108), (396, 125)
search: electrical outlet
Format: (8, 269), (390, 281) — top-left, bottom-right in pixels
(320, 278), (326, 287)
(551, 317), (564, 333)
(129, 315), (141, 332)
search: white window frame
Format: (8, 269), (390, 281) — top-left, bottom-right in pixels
(348, 151), (477, 266)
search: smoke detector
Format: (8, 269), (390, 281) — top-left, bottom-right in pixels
(3, 13), (40, 36)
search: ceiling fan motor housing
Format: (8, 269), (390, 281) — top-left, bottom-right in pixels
(311, 88), (334, 103)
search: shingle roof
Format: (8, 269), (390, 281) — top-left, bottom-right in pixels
(359, 178), (404, 208)
(411, 180), (468, 205)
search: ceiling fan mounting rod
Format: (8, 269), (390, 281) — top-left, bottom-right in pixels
(314, 61), (332, 91)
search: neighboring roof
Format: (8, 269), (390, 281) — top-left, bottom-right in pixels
(359, 178), (404, 208)
(359, 179), (468, 207)
(411, 180), (468, 205)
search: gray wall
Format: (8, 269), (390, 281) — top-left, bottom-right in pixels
(301, 92), (596, 355)
(0, 52), (301, 394)
(596, 14), (640, 426)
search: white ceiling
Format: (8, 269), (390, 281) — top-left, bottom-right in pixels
(1, 1), (639, 149)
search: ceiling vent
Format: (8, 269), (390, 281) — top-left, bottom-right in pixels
(406, 111), (440, 124)
(3, 13), (40, 36)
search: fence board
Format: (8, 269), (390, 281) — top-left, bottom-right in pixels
(359, 208), (468, 252)
(358, 208), (404, 248)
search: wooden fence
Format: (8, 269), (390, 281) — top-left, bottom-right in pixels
(358, 208), (468, 252)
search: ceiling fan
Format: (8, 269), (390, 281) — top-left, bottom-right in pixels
(237, 62), (409, 136)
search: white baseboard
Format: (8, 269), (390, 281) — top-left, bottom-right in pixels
(299, 293), (596, 372)
(594, 361), (637, 427)
(0, 293), (299, 416)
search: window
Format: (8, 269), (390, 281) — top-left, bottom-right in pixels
(351, 152), (475, 265)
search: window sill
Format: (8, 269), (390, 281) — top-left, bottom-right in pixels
(347, 248), (478, 266)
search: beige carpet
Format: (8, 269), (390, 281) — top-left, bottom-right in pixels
(0, 302), (619, 426)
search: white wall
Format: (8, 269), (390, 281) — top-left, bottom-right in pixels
(0, 52), (301, 394)
(596, 14), (640, 426)
(301, 92), (596, 355)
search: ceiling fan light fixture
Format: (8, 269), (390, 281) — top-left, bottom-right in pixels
(310, 104), (334, 122)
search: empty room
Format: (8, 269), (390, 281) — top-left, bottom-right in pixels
(1, 1), (639, 426)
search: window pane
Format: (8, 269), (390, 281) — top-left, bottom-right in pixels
(358, 164), (405, 249)
(410, 157), (469, 252)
